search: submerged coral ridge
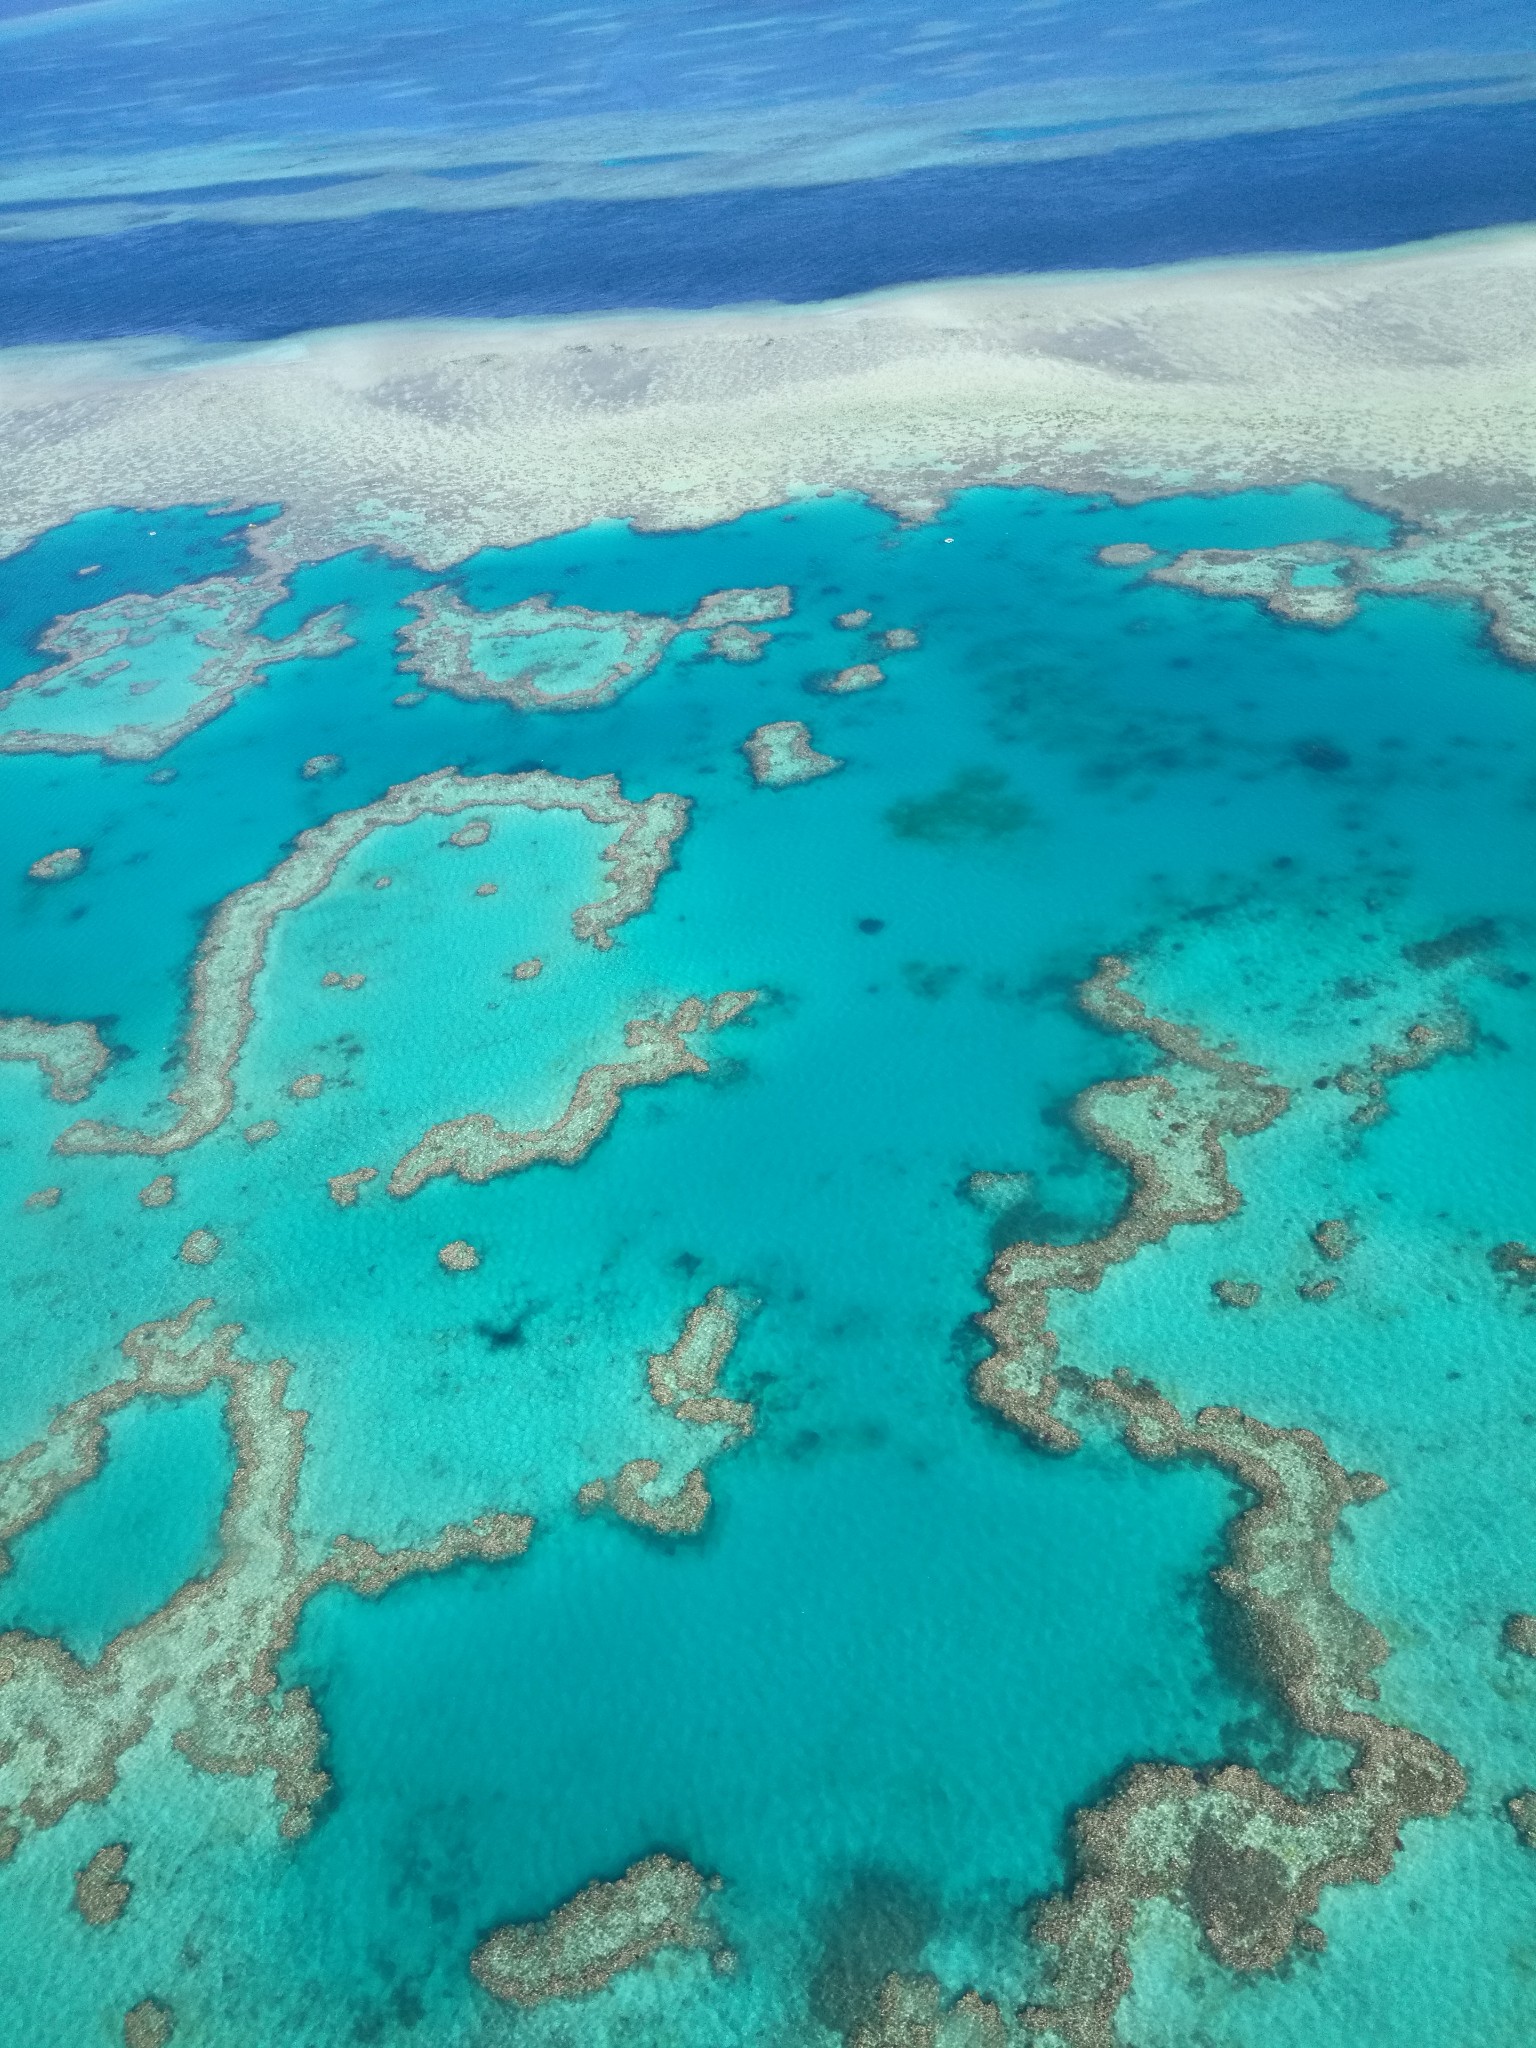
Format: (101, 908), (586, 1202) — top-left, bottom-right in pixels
(54, 768), (690, 1160)
(0, 575), (352, 761)
(0, 1302), (533, 1855)
(470, 1854), (726, 2006)
(974, 957), (1288, 1450)
(1019, 1376), (1465, 2046)
(389, 992), (756, 1196)
(398, 583), (791, 711)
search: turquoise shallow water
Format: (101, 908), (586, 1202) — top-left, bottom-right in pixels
(0, 483), (1532, 2044)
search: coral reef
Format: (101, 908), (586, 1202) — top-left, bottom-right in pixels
(27, 847), (87, 882)
(851, 1975), (1006, 2048)
(1212, 1278), (1261, 1309)
(646, 1284), (757, 1433)
(822, 663), (885, 694)
(835, 609), (873, 629)
(1096, 544), (1157, 568)
(138, 1176), (175, 1208)
(880, 628), (920, 652)
(470, 1854), (726, 2006)
(1018, 1377), (1465, 2047)
(56, 769), (690, 1160)
(74, 1842), (132, 1925)
(398, 584), (790, 711)
(390, 992), (755, 1197)
(123, 1999), (174, 2048)
(0, 1015), (110, 1103)
(579, 1287), (758, 1536)
(0, 1302), (534, 1854)
(326, 1168), (377, 1207)
(301, 754), (342, 779)
(437, 1240), (481, 1272)
(743, 720), (843, 787)
(1311, 1218), (1357, 1261)
(1489, 1242), (1536, 1285)
(973, 957), (1288, 1450)
(581, 1460), (713, 1536)
(707, 625), (771, 662)
(1145, 515), (1536, 666)
(177, 1229), (221, 1265)
(682, 587), (792, 634)
(1326, 1014), (1470, 1128)
(0, 576), (350, 762)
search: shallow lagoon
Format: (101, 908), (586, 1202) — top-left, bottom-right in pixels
(0, 482), (1532, 2044)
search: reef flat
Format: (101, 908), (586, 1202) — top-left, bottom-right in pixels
(2, 232), (1534, 650)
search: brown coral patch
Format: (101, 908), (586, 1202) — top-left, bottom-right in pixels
(438, 1239), (481, 1272)
(74, 1841), (131, 1925)
(138, 1176), (175, 1208)
(123, 1998), (174, 2048)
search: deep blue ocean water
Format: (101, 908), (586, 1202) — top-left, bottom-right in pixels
(0, 483), (1532, 2043)
(4, 99), (1536, 342)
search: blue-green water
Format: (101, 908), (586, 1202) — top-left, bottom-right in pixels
(0, 484), (1532, 2044)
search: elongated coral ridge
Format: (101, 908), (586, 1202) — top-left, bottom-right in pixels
(1018, 1376), (1465, 2047)
(0, 575), (352, 761)
(74, 1841), (132, 1925)
(0, 1014), (110, 1104)
(398, 583), (791, 712)
(0, 1302), (534, 1856)
(389, 992), (756, 1197)
(974, 957), (1288, 1451)
(55, 768), (690, 1161)
(470, 1853), (726, 2006)
(743, 720), (843, 788)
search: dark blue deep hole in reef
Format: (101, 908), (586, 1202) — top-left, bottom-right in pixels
(4, 98), (1535, 345)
